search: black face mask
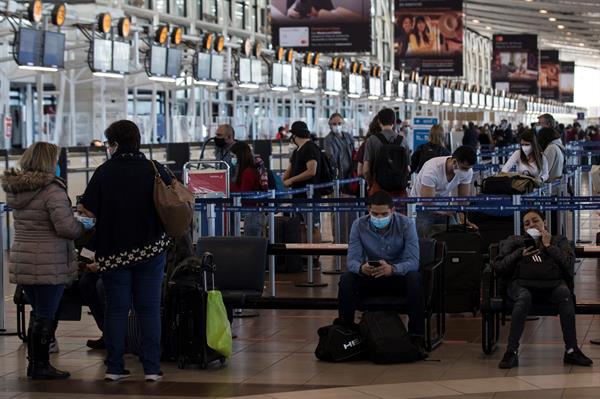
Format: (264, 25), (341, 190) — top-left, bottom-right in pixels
(290, 135), (297, 146)
(214, 137), (226, 148)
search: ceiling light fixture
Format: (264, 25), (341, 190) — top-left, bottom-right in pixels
(472, 19), (480, 24)
(539, 9), (548, 14)
(549, 17), (556, 21)
(93, 71), (124, 79)
(557, 25), (564, 29)
(486, 26), (492, 30)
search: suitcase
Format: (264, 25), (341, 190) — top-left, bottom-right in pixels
(162, 254), (226, 369)
(432, 224), (484, 314)
(273, 215), (303, 272)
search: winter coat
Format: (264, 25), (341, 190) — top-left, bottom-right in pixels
(2, 170), (83, 285)
(493, 234), (574, 283)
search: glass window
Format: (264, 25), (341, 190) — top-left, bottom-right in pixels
(153, 0), (167, 13)
(170, 0), (186, 17)
(234, 1), (246, 29)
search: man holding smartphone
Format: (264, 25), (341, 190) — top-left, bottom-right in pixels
(338, 191), (423, 343)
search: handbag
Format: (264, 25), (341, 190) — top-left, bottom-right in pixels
(516, 251), (563, 289)
(206, 290), (233, 358)
(150, 160), (194, 239)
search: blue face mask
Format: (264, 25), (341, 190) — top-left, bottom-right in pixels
(370, 214), (392, 230)
(231, 157), (238, 167)
(55, 164), (61, 177)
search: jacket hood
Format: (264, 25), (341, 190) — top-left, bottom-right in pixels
(1, 169), (61, 209)
(551, 138), (565, 150)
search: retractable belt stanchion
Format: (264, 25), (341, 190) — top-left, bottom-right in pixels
(233, 196), (242, 237)
(0, 206), (17, 336)
(296, 184), (327, 288)
(268, 190), (276, 297)
(574, 168), (582, 243)
(207, 203), (217, 237)
(323, 180), (342, 275)
(513, 194), (521, 236)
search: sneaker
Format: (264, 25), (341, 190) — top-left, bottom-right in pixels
(86, 337), (106, 350)
(145, 370), (163, 382)
(564, 348), (593, 367)
(48, 338), (59, 354)
(105, 369), (131, 382)
(498, 350), (519, 369)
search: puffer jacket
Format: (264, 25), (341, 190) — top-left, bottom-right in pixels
(2, 170), (84, 285)
(493, 234), (575, 282)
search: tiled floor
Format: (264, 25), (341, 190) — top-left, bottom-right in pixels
(2, 207), (600, 398)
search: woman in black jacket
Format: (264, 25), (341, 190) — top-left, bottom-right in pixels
(410, 124), (450, 174)
(493, 209), (591, 369)
(79, 120), (170, 382)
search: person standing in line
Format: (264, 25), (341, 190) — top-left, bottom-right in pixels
(79, 120), (170, 382)
(2, 142), (87, 379)
(501, 130), (549, 182)
(324, 113), (355, 181)
(214, 124), (237, 178)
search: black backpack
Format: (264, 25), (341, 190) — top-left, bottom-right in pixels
(373, 133), (409, 191)
(317, 150), (337, 195)
(315, 319), (368, 362)
(416, 143), (447, 174)
(359, 311), (426, 364)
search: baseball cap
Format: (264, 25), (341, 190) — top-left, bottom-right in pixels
(290, 121), (311, 138)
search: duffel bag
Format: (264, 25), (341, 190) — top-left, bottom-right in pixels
(359, 311), (426, 364)
(481, 172), (541, 195)
(315, 319), (367, 362)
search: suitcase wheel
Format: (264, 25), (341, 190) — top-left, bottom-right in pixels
(219, 358), (226, 367)
(177, 355), (187, 369)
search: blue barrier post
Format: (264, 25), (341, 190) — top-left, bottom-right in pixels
(268, 189), (276, 296)
(324, 179), (343, 275)
(296, 184), (327, 288)
(233, 196), (242, 237)
(573, 167), (581, 243)
(513, 194), (521, 236)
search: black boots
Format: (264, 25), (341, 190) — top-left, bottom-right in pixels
(27, 317), (70, 380)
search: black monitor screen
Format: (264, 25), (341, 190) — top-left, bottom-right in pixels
(16, 28), (43, 66)
(211, 54), (224, 81)
(239, 58), (251, 83)
(42, 31), (65, 68)
(112, 41), (130, 74)
(150, 45), (167, 76)
(166, 48), (182, 78)
(196, 52), (211, 80)
(251, 59), (262, 84)
(92, 39), (112, 72)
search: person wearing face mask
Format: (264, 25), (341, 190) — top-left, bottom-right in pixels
(79, 120), (170, 382)
(501, 130), (549, 182)
(493, 210), (592, 369)
(493, 119), (513, 149)
(214, 124), (237, 178)
(2, 142), (87, 379)
(337, 190), (424, 348)
(323, 113), (355, 182)
(410, 145), (478, 237)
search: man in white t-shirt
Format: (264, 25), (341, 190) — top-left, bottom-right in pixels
(410, 145), (478, 237)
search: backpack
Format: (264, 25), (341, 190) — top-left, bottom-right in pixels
(317, 150), (336, 196)
(481, 173), (541, 195)
(254, 157), (270, 191)
(416, 143), (447, 174)
(359, 311), (426, 364)
(373, 133), (409, 191)
(315, 319), (368, 362)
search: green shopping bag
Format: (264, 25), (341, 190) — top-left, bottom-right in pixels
(206, 290), (232, 358)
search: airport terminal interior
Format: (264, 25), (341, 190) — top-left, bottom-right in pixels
(2, 0), (600, 398)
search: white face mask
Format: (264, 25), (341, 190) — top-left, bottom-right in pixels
(521, 144), (532, 156)
(526, 228), (542, 239)
(535, 125), (542, 133)
(452, 161), (470, 180)
(331, 125), (342, 134)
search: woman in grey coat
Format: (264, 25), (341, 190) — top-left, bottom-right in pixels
(2, 142), (86, 379)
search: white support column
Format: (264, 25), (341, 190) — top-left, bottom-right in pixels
(55, 71), (66, 145)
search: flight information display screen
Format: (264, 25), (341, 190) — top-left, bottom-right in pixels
(92, 39), (113, 72)
(150, 45), (167, 76)
(112, 40), (130, 74)
(42, 31), (65, 68)
(16, 28), (43, 66)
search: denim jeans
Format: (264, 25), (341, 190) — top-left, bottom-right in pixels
(243, 212), (266, 237)
(102, 252), (166, 375)
(338, 271), (425, 336)
(507, 281), (577, 351)
(79, 272), (105, 331)
(22, 284), (65, 320)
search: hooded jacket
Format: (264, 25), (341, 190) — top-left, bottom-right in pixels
(2, 170), (83, 285)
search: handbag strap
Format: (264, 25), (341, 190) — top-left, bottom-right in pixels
(149, 160), (174, 185)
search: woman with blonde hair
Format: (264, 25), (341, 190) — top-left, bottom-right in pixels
(2, 142), (87, 379)
(410, 124), (450, 174)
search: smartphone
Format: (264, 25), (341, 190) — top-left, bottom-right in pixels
(368, 260), (381, 267)
(524, 236), (536, 249)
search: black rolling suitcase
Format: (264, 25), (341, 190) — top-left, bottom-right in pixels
(273, 215), (303, 272)
(432, 223), (484, 314)
(162, 254), (226, 369)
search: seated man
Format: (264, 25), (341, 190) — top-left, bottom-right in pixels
(494, 209), (592, 369)
(338, 191), (424, 346)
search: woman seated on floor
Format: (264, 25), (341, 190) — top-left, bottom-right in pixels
(493, 209), (593, 369)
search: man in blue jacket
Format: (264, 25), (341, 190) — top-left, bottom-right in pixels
(338, 190), (423, 339)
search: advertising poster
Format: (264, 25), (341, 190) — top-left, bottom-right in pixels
(394, 0), (463, 76)
(412, 116), (438, 151)
(270, 0), (371, 52)
(492, 34), (539, 95)
(559, 61), (575, 103)
(539, 50), (560, 100)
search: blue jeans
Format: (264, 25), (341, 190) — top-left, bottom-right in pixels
(22, 284), (65, 320)
(102, 252), (166, 375)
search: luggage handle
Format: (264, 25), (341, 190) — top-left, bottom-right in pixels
(446, 211), (471, 233)
(200, 252), (216, 291)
